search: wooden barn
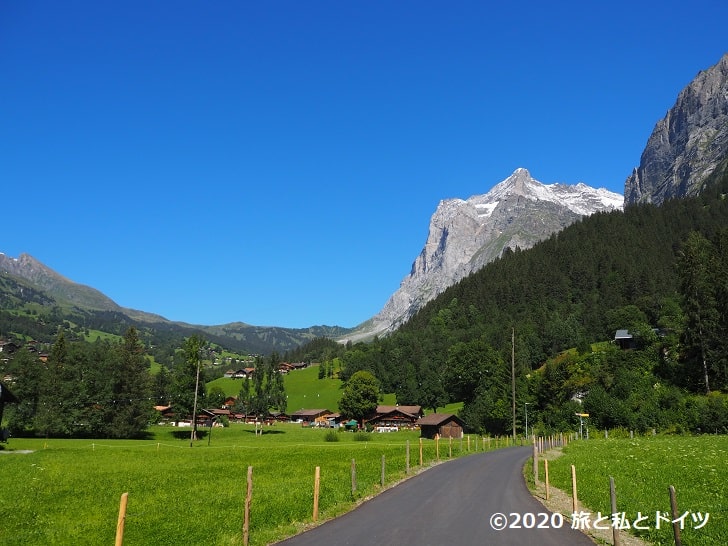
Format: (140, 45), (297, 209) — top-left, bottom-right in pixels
(416, 413), (466, 439)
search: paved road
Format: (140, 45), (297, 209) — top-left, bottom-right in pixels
(278, 446), (595, 546)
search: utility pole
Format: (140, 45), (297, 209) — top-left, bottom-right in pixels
(190, 345), (201, 447)
(511, 327), (516, 443)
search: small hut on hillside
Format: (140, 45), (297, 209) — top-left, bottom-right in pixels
(416, 413), (465, 439)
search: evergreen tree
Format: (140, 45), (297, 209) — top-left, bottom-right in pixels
(34, 331), (79, 436)
(5, 348), (41, 435)
(678, 232), (719, 393)
(105, 327), (152, 438)
(249, 353), (287, 417)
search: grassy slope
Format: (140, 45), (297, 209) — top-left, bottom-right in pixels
(207, 364), (397, 413)
(545, 435), (728, 546)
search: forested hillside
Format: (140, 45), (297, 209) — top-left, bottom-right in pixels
(330, 163), (728, 435)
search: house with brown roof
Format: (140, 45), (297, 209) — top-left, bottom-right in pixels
(416, 413), (466, 439)
(365, 405), (423, 430)
(291, 408), (332, 426)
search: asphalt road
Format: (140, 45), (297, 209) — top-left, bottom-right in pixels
(277, 446), (595, 546)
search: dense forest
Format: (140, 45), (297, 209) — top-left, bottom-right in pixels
(302, 164), (728, 435)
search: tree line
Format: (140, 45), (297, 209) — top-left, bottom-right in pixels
(3, 329), (291, 438)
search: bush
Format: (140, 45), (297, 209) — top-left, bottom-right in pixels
(353, 431), (369, 442)
(324, 430), (339, 442)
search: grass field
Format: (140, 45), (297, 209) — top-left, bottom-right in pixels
(545, 435), (728, 545)
(208, 365), (396, 413)
(0, 424), (486, 545)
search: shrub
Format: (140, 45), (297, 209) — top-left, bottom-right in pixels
(324, 430), (339, 442)
(353, 431), (369, 442)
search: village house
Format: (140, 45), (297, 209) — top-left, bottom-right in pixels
(278, 362), (308, 374)
(291, 408), (332, 426)
(416, 413), (466, 439)
(365, 405), (423, 430)
(614, 329), (636, 350)
(223, 368), (255, 379)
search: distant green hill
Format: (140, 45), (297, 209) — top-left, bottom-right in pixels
(206, 364), (397, 414)
(0, 253), (352, 355)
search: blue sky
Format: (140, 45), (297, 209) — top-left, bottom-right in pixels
(2, 1), (727, 329)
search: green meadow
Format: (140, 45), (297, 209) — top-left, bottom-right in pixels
(545, 435), (728, 545)
(208, 365), (395, 413)
(0, 424), (483, 546)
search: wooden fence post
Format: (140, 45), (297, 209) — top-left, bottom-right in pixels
(405, 441), (410, 474)
(115, 492), (128, 546)
(571, 465), (578, 514)
(351, 459), (356, 494)
(669, 485), (682, 546)
(544, 459), (550, 501)
(243, 466), (252, 546)
(449, 436), (452, 458)
(419, 438), (423, 466)
(435, 434), (440, 461)
(313, 467), (320, 522)
(532, 442), (538, 482)
(380, 455), (385, 487)
(610, 477), (620, 546)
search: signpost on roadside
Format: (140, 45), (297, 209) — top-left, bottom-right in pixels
(575, 413), (589, 440)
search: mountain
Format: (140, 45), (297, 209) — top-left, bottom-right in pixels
(0, 253), (123, 313)
(625, 52), (728, 205)
(0, 252), (351, 354)
(344, 168), (623, 342)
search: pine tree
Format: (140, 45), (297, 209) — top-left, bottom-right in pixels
(106, 327), (152, 438)
(678, 232), (719, 393)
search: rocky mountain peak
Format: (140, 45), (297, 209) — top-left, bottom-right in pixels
(345, 169), (623, 342)
(0, 252), (120, 311)
(625, 52), (728, 205)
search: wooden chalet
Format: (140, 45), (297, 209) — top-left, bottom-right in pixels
(416, 413), (466, 439)
(365, 405), (423, 429)
(278, 362), (308, 374)
(291, 408), (332, 426)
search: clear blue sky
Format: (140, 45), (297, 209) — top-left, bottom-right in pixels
(2, 1), (726, 328)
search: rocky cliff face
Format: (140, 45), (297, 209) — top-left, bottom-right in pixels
(625, 52), (728, 205)
(346, 169), (623, 341)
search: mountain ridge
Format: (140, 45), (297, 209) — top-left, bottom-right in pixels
(0, 251), (351, 354)
(344, 168), (623, 342)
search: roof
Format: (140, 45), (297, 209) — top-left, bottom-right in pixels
(416, 413), (465, 427)
(207, 409), (231, 416)
(375, 405), (422, 417)
(614, 329), (633, 340)
(291, 408), (331, 418)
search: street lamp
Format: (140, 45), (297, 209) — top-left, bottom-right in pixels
(524, 402), (531, 439)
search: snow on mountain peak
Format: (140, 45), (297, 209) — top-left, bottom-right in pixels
(470, 169), (623, 217)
